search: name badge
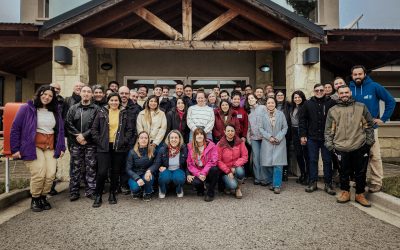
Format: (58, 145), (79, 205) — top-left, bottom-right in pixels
(237, 114), (243, 119)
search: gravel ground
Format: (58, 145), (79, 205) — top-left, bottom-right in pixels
(0, 180), (399, 250)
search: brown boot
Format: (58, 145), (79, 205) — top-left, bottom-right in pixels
(355, 193), (371, 207)
(235, 184), (243, 199)
(337, 191), (350, 203)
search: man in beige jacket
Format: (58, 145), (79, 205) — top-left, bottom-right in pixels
(325, 85), (375, 207)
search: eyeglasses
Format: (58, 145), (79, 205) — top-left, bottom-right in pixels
(314, 89), (324, 93)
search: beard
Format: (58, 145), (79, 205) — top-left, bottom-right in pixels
(354, 77), (364, 85)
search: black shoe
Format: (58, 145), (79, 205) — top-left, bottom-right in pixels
(108, 192), (117, 204)
(40, 196), (51, 210)
(143, 193), (152, 202)
(31, 197), (43, 212)
(260, 182), (269, 187)
(86, 193), (96, 200)
(204, 195), (214, 202)
(70, 194), (80, 202)
(49, 188), (58, 196)
(253, 181), (261, 185)
(324, 184), (336, 196)
(305, 181), (318, 193)
(197, 190), (205, 196)
(282, 169), (289, 182)
(120, 186), (131, 195)
(296, 175), (304, 184)
(131, 191), (142, 199)
(92, 194), (102, 208)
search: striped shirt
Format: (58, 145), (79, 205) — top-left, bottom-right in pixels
(187, 105), (215, 133)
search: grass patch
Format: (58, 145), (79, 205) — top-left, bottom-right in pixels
(0, 179), (30, 194)
(382, 175), (400, 198)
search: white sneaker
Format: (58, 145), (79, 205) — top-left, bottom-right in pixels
(158, 188), (166, 199)
(177, 191), (184, 198)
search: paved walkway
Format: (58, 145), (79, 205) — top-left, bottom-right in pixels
(0, 181), (399, 249)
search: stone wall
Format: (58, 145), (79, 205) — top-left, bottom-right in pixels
(380, 137), (400, 158)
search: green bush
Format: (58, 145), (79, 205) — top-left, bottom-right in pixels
(0, 179), (30, 194)
(382, 176), (400, 198)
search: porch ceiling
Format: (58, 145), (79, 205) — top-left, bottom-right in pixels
(0, 24), (52, 77)
(321, 29), (400, 77)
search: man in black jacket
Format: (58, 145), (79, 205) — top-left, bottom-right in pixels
(119, 86), (142, 193)
(299, 84), (336, 194)
(66, 85), (98, 201)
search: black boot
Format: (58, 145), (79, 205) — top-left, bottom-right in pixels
(282, 167), (289, 182)
(296, 174), (304, 184)
(92, 194), (102, 208)
(324, 183), (336, 196)
(40, 195), (51, 210)
(108, 192), (117, 204)
(305, 181), (318, 193)
(31, 197), (43, 212)
(49, 181), (58, 196)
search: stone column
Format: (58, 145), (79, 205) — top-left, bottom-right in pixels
(52, 34), (89, 181)
(286, 37), (321, 176)
(285, 37), (320, 98)
(52, 34), (89, 97)
(96, 48), (117, 86)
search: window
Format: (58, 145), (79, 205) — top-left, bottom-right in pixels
(37, 0), (49, 20)
(189, 77), (248, 93)
(380, 98), (400, 122)
(124, 76), (185, 96)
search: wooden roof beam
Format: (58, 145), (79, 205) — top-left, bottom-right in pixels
(214, 0), (296, 40)
(100, 0), (180, 37)
(134, 7), (183, 40)
(0, 36), (52, 47)
(182, 0), (192, 40)
(85, 38), (285, 51)
(192, 9), (238, 41)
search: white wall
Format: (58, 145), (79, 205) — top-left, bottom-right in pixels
(0, 0), (20, 22)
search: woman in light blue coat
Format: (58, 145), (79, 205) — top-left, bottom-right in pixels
(259, 97), (288, 194)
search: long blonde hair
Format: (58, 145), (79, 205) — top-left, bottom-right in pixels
(144, 95), (159, 126)
(134, 131), (154, 158)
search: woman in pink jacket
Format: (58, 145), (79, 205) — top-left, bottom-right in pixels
(217, 124), (248, 199)
(187, 128), (219, 202)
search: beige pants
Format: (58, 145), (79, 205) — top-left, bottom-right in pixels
(24, 147), (57, 198)
(368, 129), (383, 186)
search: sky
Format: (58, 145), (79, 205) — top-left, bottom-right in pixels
(0, 0), (20, 22)
(339, 0), (400, 28)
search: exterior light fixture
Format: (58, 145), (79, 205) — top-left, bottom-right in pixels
(303, 47), (320, 65)
(54, 46), (72, 65)
(100, 63), (113, 71)
(259, 64), (270, 72)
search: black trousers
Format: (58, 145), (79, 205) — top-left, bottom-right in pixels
(192, 166), (219, 197)
(336, 144), (370, 194)
(291, 127), (309, 178)
(95, 145), (127, 195)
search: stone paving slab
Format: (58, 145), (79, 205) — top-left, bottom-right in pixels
(0, 181), (399, 249)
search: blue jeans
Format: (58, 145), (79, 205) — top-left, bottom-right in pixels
(128, 174), (154, 195)
(266, 166), (283, 188)
(251, 140), (268, 184)
(307, 139), (332, 184)
(158, 169), (186, 194)
(222, 167), (245, 190)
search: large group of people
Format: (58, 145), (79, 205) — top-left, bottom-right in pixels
(10, 65), (395, 212)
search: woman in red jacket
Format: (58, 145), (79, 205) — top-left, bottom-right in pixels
(217, 124), (248, 199)
(212, 100), (241, 143)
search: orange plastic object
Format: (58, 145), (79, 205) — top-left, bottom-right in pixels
(3, 103), (24, 156)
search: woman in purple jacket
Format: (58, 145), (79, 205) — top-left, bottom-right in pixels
(10, 85), (66, 212)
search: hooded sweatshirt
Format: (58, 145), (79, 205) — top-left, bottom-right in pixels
(349, 75), (395, 123)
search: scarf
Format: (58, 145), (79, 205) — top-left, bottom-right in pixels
(176, 108), (185, 130)
(168, 144), (180, 158)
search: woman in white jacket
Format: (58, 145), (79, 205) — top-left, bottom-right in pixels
(137, 95), (167, 151)
(187, 91), (214, 141)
